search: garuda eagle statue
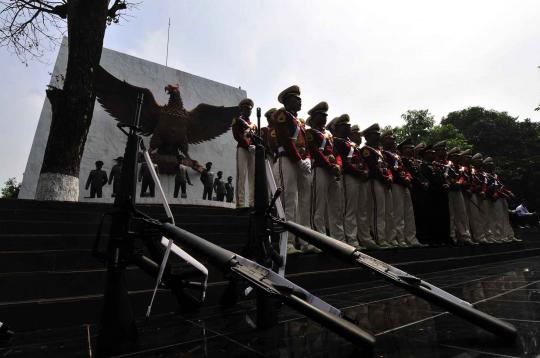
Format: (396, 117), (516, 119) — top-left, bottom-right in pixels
(94, 65), (240, 173)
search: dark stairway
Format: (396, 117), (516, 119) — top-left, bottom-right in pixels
(1, 198), (540, 332)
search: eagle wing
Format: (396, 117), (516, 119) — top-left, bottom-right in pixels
(187, 104), (240, 144)
(95, 65), (162, 135)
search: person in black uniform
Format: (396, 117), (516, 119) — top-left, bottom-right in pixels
(174, 154), (193, 198)
(200, 162), (214, 200)
(139, 160), (157, 198)
(214, 171), (226, 201)
(108, 157), (123, 198)
(85, 160), (108, 198)
(225, 176), (234, 203)
(421, 143), (451, 245)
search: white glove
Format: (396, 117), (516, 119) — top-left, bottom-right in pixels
(248, 145), (256, 154)
(298, 158), (311, 175)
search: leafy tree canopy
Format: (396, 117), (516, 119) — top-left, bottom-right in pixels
(1, 177), (20, 199)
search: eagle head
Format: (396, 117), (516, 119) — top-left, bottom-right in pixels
(164, 84), (183, 107)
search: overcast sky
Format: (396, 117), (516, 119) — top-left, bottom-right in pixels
(1, 0), (540, 185)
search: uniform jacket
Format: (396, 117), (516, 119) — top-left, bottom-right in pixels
(402, 157), (428, 189)
(470, 167), (487, 196)
(421, 161), (447, 189)
(225, 182), (234, 200)
(361, 145), (392, 185)
(86, 169), (108, 190)
(273, 108), (308, 162)
(383, 150), (412, 187)
(306, 127), (342, 170)
(334, 137), (367, 178)
(232, 115), (254, 149)
(436, 160), (462, 190)
(261, 125), (278, 161)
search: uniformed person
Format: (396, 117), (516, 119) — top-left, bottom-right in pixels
(408, 143), (431, 244)
(108, 156), (123, 198)
(362, 123), (393, 248)
(464, 153), (489, 243)
(200, 162), (215, 200)
(396, 138), (423, 247)
(328, 115), (372, 248)
(445, 148), (474, 245)
(420, 144), (450, 245)
(483, 157), (519, 242)
(483, 157), (503, 243)
(86, 160), (108, 198)
(261, 108), (278, 162)
(431, 141), (452, 244)
(306, 102), (345, 246)
(348, 124), (376, 247)
(350, 125), (362, 146)
(225, 176), (234, 203)
(232, 98), (256, 207)
(213, 171), (226, 202)
(274, 86), (311, 254)
(173, 154), (193, 198)
(471, 153), (496, 243)
(138, 156), (158, 198)
(382, 130), (412, 247)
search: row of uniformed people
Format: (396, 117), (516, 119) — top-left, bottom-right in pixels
(409, 141), (520, 246)
(232, 85), (518, 254)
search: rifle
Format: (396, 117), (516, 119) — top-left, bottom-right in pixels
(266, 194), (518, 341)
(136, 215), (375, 348)
(94, 93), (208, 356)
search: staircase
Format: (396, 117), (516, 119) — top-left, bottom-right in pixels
(1, 198), (539, 332)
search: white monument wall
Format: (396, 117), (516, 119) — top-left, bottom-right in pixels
(20, 40), (247, 207)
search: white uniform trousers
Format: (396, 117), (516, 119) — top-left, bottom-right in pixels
(393, 184), (418, 246)
(357, 180), (373, 245)
(466, 194), (487, 243)
(311, 166), (345, 242)
(342, 174), (361, 246)
(368, 179), (388, 246)
(384, 186), (397, 245)
(495, 198), (515, 241)
(236, 147), (255, 207)
(480, 198), (496, 242)
(277, 156), (311, 245)
(391, 184), (408, 246)
(448, 190), (472, 243)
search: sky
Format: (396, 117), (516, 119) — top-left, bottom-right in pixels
(1, 0), (540, 186)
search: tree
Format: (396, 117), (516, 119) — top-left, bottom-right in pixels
(1, 177), (21, 199)
(0, 0), (129, 201)
(425, 124), (472, 151)
(395, 109), (435, 144)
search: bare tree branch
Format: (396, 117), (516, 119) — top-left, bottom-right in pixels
(0, 0), (131, 64)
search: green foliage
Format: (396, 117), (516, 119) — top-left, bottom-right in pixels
(425, 124), (472, 151)
(1, 177), (21, 199)
(393, 109), (472, 150)
(396, 110), (435, 143)
(441, 107), (538, 158)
